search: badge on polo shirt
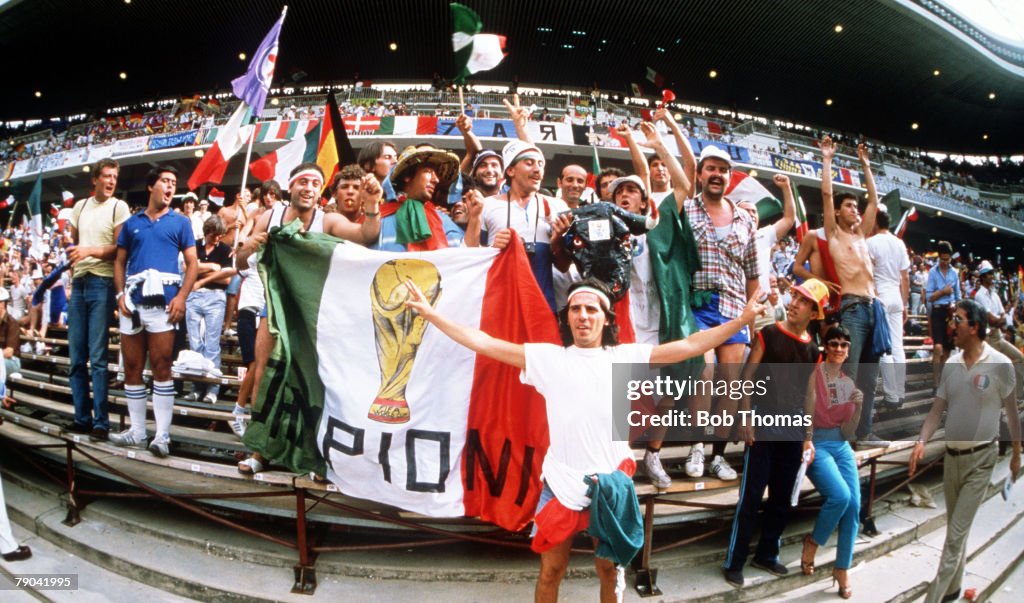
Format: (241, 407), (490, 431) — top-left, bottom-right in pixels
(972, 374), (991, 391)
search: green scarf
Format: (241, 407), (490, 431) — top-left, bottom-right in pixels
(394, 198), (432, 244)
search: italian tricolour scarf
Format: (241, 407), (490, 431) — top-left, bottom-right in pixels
(244, 221), (559, 530)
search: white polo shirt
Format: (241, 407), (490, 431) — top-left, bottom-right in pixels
(937, 343), (1015, 449)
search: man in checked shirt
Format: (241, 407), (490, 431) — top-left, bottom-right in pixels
(679, 145), (758, 481)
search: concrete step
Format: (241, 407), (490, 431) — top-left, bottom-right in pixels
(0, 509), (194, 602)
(756, 462), (1023, 603)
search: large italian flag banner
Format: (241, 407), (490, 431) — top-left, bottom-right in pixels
(244, 221), (559, 530)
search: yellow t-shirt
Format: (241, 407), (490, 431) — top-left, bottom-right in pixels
(70, 196), (131, 278)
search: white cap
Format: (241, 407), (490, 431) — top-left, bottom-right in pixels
(978, 260), (995, 275)
(608, 175), (647, 199)
(698, 145), (732, 166)
(501, 140), (543, 173)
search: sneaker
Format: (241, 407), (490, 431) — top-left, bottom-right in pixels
(228, 413), (248, 438)
(856, 433), (891, 450)
(148, 434), (171, 458)
(67, 422), (92, 435)
(751, 559), (789, 576)
(223, 328), (237, 337)
(34, 341), (47, 355)
(8, 372), (22, 381)
(685, 446), (705, 478)
(723, 568), (744, 587)
(643, 450), (672, 489)
(183, 392), (201, 402)
(20, 342), (32, 354)
(709, 455), (738, 480)
(89, 427), (109, 442)
(109, 429), (148, 450)
(202, 393), (218, 404)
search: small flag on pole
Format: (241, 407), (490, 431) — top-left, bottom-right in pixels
(451, 3), (506, 84)
(231, 7), (287, 117)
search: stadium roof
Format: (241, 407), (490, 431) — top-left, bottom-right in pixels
(2, 0), (1022, 155)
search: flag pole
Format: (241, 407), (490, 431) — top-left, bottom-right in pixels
(458, 85), (465, 116)
(235, 123), (256, 249)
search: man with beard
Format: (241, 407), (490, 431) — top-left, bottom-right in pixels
(467, 140), (571, 312)
(820, 136), (889, 449)
(110, 166), (199, 457)
(469, 149), (504, 197)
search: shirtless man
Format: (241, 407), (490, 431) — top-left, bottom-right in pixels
(820, 136), (889, 448)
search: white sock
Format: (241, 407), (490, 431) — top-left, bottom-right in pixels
(692, 442), (705, 455)
(233, 403), (246, 415)
(124, 384), (148, 438)
(152, 380), (175, 440)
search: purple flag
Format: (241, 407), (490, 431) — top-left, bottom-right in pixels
(231, 7), (287, 117)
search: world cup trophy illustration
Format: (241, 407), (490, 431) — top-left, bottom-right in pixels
(368, 259), (441, 424)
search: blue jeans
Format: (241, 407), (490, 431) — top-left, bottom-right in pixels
(807, 429), (860, 570)
(186, 288), (226, 398)
(68, 275), (115, 430)
(838, 297), (880, 438)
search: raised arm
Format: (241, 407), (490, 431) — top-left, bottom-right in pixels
(456, 113), (483, 175)
(772, 173), (796, 240)
(323, 175), (383, 245)
(618, 122), (650, 194)
(502, 94), (533, 144)
(857, 144), (878, 237)
(640, 118), (691, 203)
(235, 211), (271, 270)
(820, 136), (837, 234)
(650, 292), (764, 365)
(656, 108), (696, 199)
(404, 279), (525, 369)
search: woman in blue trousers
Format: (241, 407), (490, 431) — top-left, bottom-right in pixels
(801, 324), (862, 599)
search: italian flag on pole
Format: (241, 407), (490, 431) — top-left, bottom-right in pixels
(451, 3), (506, 84)
(244, 223), (558, 530)
(187, 101), (253, 190)
(248, 120), (319, 185)
(725, 170), (782, 221)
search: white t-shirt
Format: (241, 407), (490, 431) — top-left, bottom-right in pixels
(938, 343), (1015, 448)
(521, 342), (652, 509)
(629, 234), (661, 345)
(237, 253), (265, 313)
(973, 285), (1003, 318)
(479, 194), (569, 247)
(754, 224), (777, 292)
(867, 231), (910, 303)
(649, 190), (671, 205)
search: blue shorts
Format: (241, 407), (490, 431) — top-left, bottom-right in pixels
(693, 292), (750, 346)
(225, 274), (242, 295)
(530, 481), (556, 537)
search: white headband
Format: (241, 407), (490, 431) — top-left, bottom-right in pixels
(567, 286), (611, 310)
(288, 169), (324, 189)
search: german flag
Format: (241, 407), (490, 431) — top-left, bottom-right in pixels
(314, 91), (356, 194)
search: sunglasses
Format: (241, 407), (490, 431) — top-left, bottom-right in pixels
(826, 340), (850, 349)
(949, 315), (967, 325)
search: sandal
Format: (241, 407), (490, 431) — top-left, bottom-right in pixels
(800, 534), (818, 575)
(237, 456), (265, 474)
(832, 568), (852, 599)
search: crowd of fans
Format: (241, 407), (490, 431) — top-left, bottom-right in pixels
(1, 84), (1022, 600)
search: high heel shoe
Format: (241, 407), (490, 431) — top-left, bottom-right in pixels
(800, 534), (818, 575)
(832, 568), (852, 599)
